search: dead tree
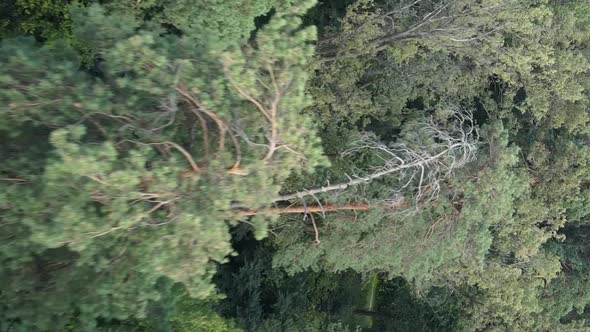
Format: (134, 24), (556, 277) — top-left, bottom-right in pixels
(274, 110), (478, 207)
(317, 0), (510, 61)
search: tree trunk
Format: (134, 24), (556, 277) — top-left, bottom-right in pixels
(237, 203), (371, 216)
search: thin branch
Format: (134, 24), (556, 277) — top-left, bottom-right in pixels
(274, 110), (477, 203)
(156, 141), (200, 173)
(223, 62), (272, 121)
(309, 212), (321, 244)
(186, 104), (211, 159)
(120, 140), (200, 173)
(88, 226), (125, 239)
(227, 129), (243, 170)
(146, 198), (180, 214)
(85, 175), (109, 186)
(176, 86), (227, 151)
(318, 0), (508, 62)
(75, 108), (109, 138)
(262, 63), (281, 161)
(0, 177), (28, 183)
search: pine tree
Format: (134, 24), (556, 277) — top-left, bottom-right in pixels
(0, 1), (325, 330)
(270, 0), (590, 329)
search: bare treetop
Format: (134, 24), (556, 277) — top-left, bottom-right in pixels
(275, 110), (478, 206)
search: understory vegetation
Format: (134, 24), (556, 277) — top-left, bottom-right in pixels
(3, 0), (590, 331)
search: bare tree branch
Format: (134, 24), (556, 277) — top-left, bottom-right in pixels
(274, 110), (478, 203)
(309, 212), (321, 244)
(223, 58), (301, 163)
(317, 0), (511, 62)
(176, 86), (227, 152)
(238, 203), (372, 216)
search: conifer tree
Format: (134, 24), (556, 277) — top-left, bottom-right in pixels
(0, 1), (324, 329)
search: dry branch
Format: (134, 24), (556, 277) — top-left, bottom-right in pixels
(119, 139), (200, 173)
(176, 86), (243, 168)
(223, 59), (301, 163)
(318, 0), (509, 62)
(176, 86), (227, 151)
(186, 104), (211, 159)
(238, 203), (372, 216)
(274, 110), (477, 204)
(0, 177), (28, 183)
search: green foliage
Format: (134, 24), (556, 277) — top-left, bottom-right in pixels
(1, 0), (296, 64)
(271, 0), (590, 329)
(171, 299), (242, 332)
(4, 0), (590, 330)
(0, 1), (325, 330)
(104, 0), (285, 49)
(215, 238), (356, 331)
(371, 278), (460, 331)
(0, 0), (77, 40)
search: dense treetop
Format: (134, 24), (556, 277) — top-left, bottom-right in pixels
(2, 0), (590, 331)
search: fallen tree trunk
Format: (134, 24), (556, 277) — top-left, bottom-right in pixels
(238, 198), (411, 216)
(238, 203), (371, 216)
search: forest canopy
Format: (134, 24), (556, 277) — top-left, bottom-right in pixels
(2, 0), (590, 331)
